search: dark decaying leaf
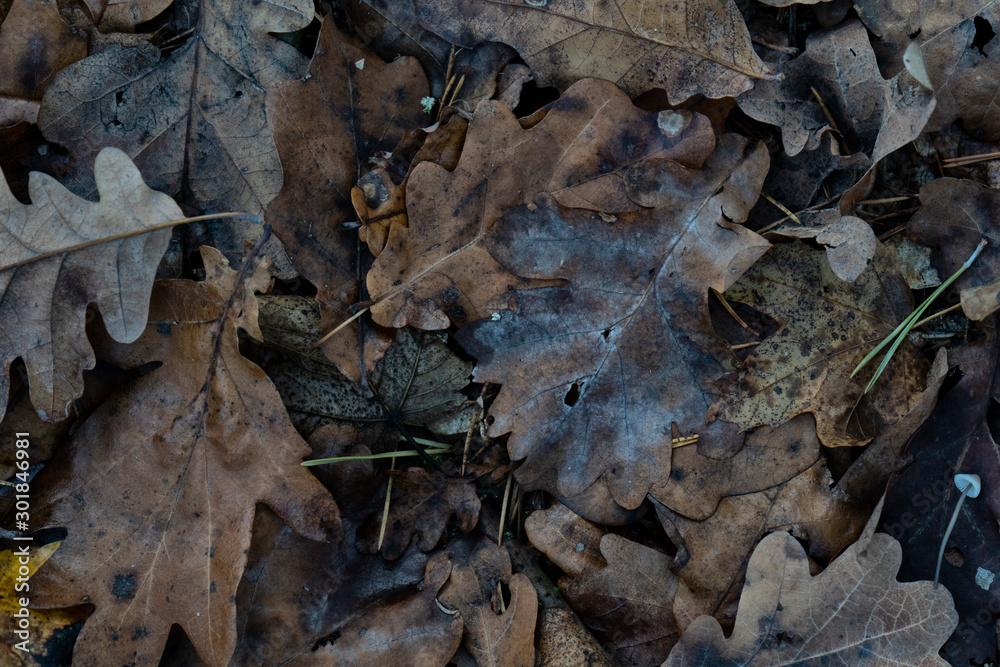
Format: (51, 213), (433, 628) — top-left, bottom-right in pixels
(438, 537), (537, 667)
(878, 328), (1000, 666)
(368, 77), (716, 331)
(383, 0), (774, 101)
(28, 247), (339, 667)
(38, 0), (312, 274)
(457, 134), (770, 515)
(264, 20), (429, 378)
(357, 468), (481, 560)
(254, 296), (474, 439)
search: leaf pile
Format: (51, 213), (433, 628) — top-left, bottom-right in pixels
(6, 0), (1000, 665)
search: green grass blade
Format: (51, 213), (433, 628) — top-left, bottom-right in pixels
(855, 238), (987, 392)
(302, 447), (450, 466)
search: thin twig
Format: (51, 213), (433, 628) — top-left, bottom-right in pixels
(1, 212), (262, 273)
(313, 307), (369, 348)
(498, 473), (513, 547)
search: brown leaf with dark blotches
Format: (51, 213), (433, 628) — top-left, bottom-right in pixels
(710, 241), (928, 448)
(456, 134), (770, 514)
(28, 247), (339, 667)
(398, 0), (774, 102)
(368, 77), (717, 331)
(664, 499), (959, 666)
(358, 468), (480, 560)
(265, 19), (429, 379)
(439, 537), (537, 667)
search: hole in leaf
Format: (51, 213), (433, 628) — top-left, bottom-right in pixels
(601, 328), (611, 341)
(944, 545), (965, 568)
(973, 16), (996, 55)
(564, 382), (582, 406)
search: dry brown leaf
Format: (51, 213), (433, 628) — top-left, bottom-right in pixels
(369, 77), (717, 330)
(908, 178), (1000, 320)
(0, 147), (181, 423)
(357, 468), (480, 560)
(961, 279), (1000, 320)
(524, 502), (607, 579)
(664, 499), (959, 666)
(710, 241), (928, 448)
(399, 0), (775, 102)
(854, 2), (1000, 138)
(0, 97), (39, 127)
(457, 134), (770, 514)
(769, 210), (877, 282)
(439, 537), (537, 667)
(292, 551), (462, 665)
(656, 461), (873, 626)
(38, 0), (312, 274)
(28, 247), (339, 667)
(265, 20), (428, 379)
(97, 0), (172, 32)
(737, 19), (934, 159)
(0, 0), (86, 100)
(557, 534), (679, 665)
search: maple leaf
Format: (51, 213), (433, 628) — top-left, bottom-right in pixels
(710, 242), (928, 448)
(0, 147), (182, 423)
(37, 0), (311, 273)
(28, 247), (339, 667)
(665, 500), (959, 666)
(457, 134), (770, 513)
(253, 297), (474, 438)
(369, 77), (717, 331)
(370, 0), (775, 102)
(265, 20), (430, 379)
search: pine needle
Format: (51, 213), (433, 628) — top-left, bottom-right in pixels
(852, 239), (987, 393)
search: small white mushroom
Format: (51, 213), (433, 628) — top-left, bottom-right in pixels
(935, 473), (981, 589)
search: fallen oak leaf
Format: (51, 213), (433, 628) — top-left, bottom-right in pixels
(737, 20), (935, 160)
(265, 19), (429, 379)
(369, 77), (717, 331)
(357, 467), (481, 560)
(27, 246), (339, 667)
(768, 210), (877, 282)
(709, 241), (928, 448)
(439, 537), (537, 667)
(664, 498), (959, 666)
(293, 552), (462, 666)
(0, 147), (182, 423)
(457, 134), (770, 514)
(38, 0), (312, 275)
(401, 0), (775, 101)
(0, 0), (86, 100)
(908, 178), (1000, 320)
